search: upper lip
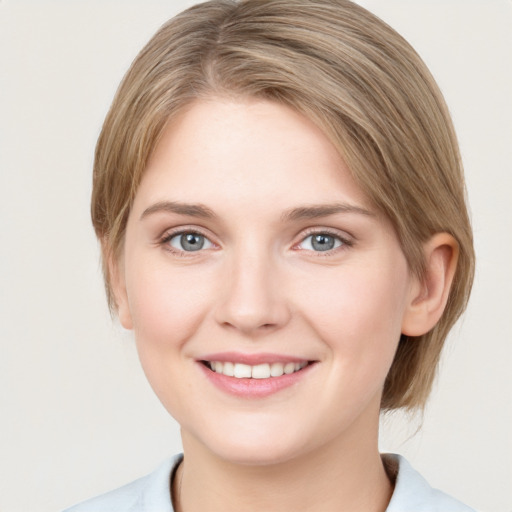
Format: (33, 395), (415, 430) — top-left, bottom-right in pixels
(198, 352), (312, 365)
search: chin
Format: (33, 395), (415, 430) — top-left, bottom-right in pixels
(213, 439), (308, 467)
(185, 415), (314, 467)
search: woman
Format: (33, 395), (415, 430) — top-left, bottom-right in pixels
(65, 0), (475, 510)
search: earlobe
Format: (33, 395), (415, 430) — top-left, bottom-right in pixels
(105, 244), (133, 330)
(401, 233), (459, 337)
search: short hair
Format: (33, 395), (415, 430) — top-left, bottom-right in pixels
(92, 0), (475, 411)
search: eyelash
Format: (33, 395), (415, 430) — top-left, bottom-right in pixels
(158, 227), (354, 256)
(294, 228), (354, 255)
(159, 228), (215, 256)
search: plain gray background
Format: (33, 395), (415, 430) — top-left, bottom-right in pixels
(0, 1), (511, 511)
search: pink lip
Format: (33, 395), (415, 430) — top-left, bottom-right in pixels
(199, 351), (309, 365)
(197, 353), (316, 398)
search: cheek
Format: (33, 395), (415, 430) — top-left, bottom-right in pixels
(126, 260), (214, 351)
(124, 260), (216, 414)
(294, 259), (410, 363)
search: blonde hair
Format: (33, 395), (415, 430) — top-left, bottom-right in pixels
(92, 0), (475, 410)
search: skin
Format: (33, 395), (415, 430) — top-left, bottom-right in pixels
(111, 98), (457, 512)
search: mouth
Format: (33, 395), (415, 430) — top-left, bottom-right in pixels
(202, 360), (310, 379)
(198, 356), (316, 398)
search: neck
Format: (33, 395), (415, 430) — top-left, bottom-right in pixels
(173, 412), (393, 512)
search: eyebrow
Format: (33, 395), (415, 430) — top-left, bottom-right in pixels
(140, 201), (216, 220)
(140, 200), (374, 222)
(281, 203), (374, 222)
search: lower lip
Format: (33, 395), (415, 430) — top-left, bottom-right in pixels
(198, 362), (315, 398)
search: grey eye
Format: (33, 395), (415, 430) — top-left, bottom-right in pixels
(169, 232), (213, 252)
(300, 233), (342, 252)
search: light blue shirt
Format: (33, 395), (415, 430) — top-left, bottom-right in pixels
(63, 453), (476, 512)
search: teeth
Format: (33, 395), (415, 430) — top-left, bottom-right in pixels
(251, 363), (270, 379)
(223, 361), (234, 377)
(209, 361), (307, 379)
(233, 363), (252, 378)
(270, 362), (284, 377)
(284, 362), (295, 374)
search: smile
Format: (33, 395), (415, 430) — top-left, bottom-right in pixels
(199, 356), (316, 398)
(205, 361), (308, 379)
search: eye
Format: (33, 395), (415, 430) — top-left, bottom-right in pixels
(298, 233), (344, 252)
(167, 232), (214, 252)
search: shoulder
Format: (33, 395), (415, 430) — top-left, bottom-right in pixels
(62, 454), (182, 512)
(385, 454), (478, 512)
(62, 453), (477, 511)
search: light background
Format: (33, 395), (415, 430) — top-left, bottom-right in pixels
(0, 1), (510, 511)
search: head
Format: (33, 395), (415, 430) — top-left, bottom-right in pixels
(92, 0), (474, 411)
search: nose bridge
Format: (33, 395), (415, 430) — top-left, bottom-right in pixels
(216, 239), (290, 334)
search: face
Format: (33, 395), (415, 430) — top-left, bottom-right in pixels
(114, 98), (418, 465)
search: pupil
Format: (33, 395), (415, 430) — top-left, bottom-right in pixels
(182, 233), (204, 251)
(312, 234), (334, 251)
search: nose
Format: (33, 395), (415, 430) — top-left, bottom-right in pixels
(214, 249), (291, 336)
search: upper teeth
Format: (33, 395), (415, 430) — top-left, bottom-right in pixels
(208, 361), (307, 379)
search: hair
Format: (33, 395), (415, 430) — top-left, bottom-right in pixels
(91, 0), (475, 411)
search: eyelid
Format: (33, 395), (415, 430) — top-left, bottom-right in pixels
(293, 227), (354, 252)
(156, 225), (353, 255)
(158, 226), (218, 254)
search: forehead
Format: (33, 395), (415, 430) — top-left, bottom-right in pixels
(135, 98), (372, 216)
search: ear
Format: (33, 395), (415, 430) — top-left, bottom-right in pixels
(401, 233), (459, 337)
(105, 243), (133, 330)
